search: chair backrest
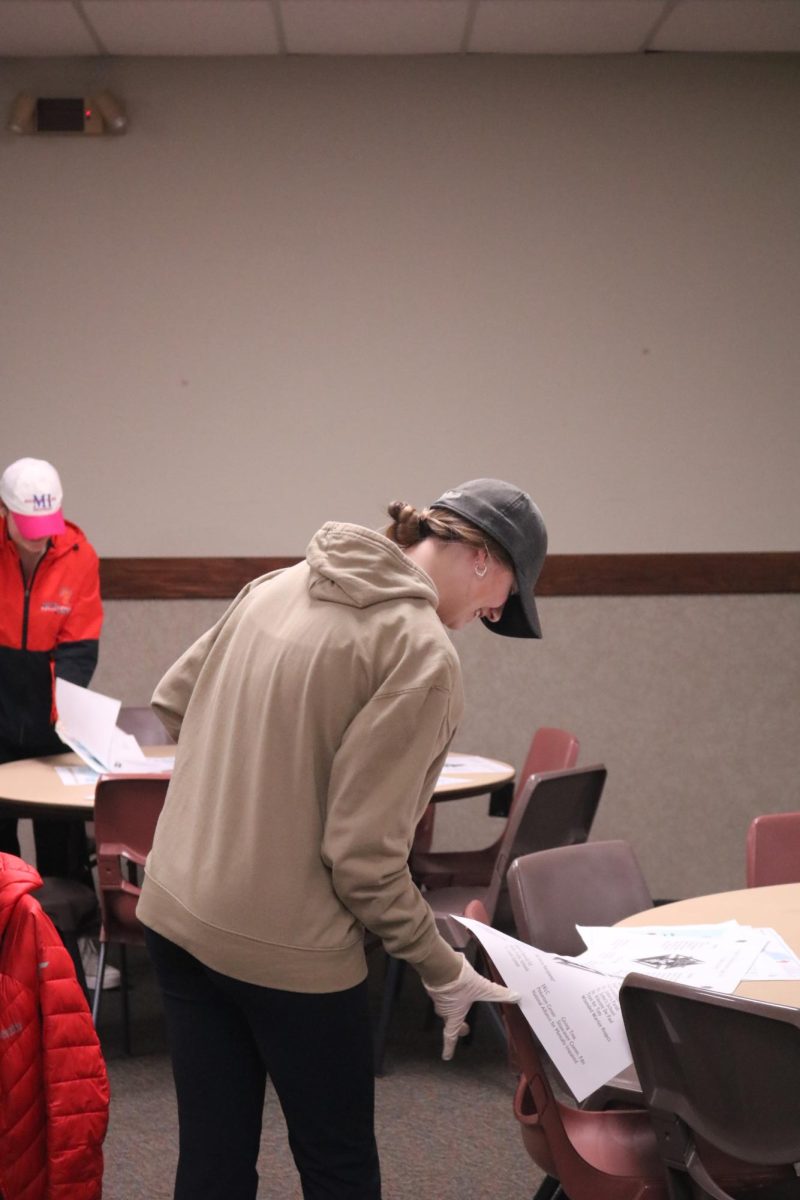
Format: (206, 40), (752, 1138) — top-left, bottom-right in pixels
(508, 839), (652, 957)
(516, 727), (580, 802)
(620, 973), (800, 1194)
(413, 726), (580, 860)
(746, 811), (800, 888)
(116, 706), (174, 746)
(483, 764), (607, 919)
(94, 773), (170, 944)
(462, 899), (668, 1200)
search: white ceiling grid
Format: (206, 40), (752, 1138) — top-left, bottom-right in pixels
(0, 0), (798, 58)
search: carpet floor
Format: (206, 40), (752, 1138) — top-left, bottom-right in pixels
(96, 943), (544, 1199)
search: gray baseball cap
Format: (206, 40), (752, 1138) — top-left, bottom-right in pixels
(430, 478), (547, 638)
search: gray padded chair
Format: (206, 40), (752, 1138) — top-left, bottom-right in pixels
(620, 973), (800, 1200)
(412, 726), (580, 889)
(508, 839), (653, 957)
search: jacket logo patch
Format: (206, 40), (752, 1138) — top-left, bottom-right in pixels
(41, 602), (72, 614)
(0, 1022), (23, 1039)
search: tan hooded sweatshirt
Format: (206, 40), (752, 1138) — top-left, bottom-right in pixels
(137, 522), (465, 992)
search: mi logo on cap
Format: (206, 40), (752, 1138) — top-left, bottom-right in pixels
(31, 494), (57, 512)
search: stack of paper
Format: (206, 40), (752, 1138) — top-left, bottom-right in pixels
(54, 679), (174, 776)
(438, 753), (503, 789)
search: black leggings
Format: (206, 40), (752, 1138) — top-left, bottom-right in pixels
(144, 927), (382, 1200)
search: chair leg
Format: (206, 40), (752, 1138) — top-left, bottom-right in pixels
(120, 944), (132, 1055)
(373, 954), (406, 1076)
(91, 940), (107, 1025)
(463, 948), (508, 1049)
(482, 1000), (508, 1046)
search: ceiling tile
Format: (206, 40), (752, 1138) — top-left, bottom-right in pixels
(0, 1), (99, 56)
(82, 0), (281, 56)
(654, 0), (800, 52)
(281, 0), (470, 55)
(471, 0), (668, 54)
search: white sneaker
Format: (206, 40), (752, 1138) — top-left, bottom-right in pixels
(79, 937), (121, 991)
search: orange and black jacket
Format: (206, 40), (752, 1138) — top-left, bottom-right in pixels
(0, 517), (103, 757)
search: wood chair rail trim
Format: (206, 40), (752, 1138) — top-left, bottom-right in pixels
(99, 552), (800, 600)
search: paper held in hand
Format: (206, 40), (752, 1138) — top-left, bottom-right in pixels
(54, 678), (174, 775)
(455, 916), (773, 1103)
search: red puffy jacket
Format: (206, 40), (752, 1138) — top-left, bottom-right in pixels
(0, 854), (109, 1199)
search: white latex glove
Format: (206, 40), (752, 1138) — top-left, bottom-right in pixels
(423, 956), (521, 1061)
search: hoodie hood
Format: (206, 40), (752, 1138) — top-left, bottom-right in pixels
(306, 522), (439, 614)
(0, 853), (43, 937)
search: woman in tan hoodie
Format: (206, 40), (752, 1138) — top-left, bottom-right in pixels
(138, 478), (547, 1200)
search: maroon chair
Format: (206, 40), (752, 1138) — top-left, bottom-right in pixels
(467, 904), (789, 1200)
(90, 773), (170, 1052)
(508, 840), (653, 958)
(464, 899), (669, 1200)
(412, 726), (580, 889)
(746, 812), (800, 888)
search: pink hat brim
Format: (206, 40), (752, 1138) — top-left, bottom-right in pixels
(12, 509), (66, 540)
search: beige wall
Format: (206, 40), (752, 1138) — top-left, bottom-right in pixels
(2, 53), (799, 553)
(4, 53), (799, 901)
(91, 592), (800, 902)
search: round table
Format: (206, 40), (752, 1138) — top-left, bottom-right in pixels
(0, 748), (514, 819)
(620, 882), (800, 1006)
(0, 746), (175, 819)
(431, 753), (514, 803)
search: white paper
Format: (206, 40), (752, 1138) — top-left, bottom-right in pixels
(589, 920), (742, 942)
(742, 929), (800, 981)
(574, 924), (767, 993)
(580, 920), (799, 982)
(112, 754), (175, 775)
(55, 679), (169, 774)
(105, 727), (149, 771)
(55, 765), (100, 786)
(455, 917), (633, 1103)
(610, 920), (800, 983)
(442, 754), (506, 774)
(55, 678), (121, 770)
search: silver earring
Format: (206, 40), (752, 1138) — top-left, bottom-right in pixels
(474, 558), (488, 578)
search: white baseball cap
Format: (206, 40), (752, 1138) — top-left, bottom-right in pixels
(0, 458), (65, 539)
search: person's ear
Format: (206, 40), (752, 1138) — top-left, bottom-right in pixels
(474, 549), (488, 579)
